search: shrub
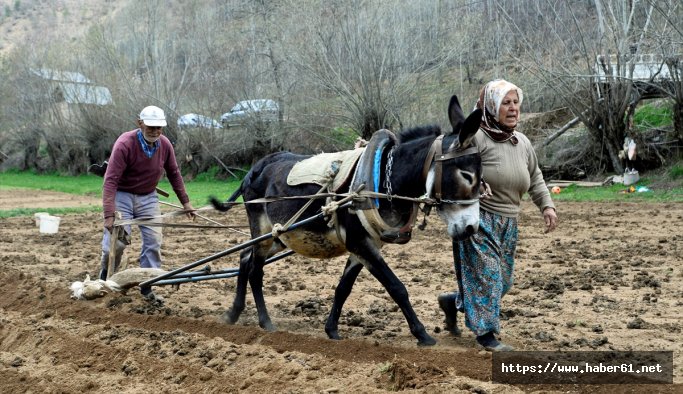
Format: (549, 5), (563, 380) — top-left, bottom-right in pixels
(669, 163), (683, 180)
(633, 102), (673, 131)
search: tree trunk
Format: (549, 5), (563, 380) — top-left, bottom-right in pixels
(604, 137), (624, 174)
(360, 110), (382, 140)
(674, 100), (683, 144)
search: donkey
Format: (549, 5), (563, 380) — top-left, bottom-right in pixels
(211, 95), (482, 346)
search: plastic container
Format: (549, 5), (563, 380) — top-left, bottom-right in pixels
(34, 212), (50, 227)
(623, 170), (640, 186)
(39, 215), (61, 234)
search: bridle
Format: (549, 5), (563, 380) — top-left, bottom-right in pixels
(420, 135), (480, 205)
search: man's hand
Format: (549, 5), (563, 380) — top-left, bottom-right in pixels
(104, 216), (114, 233)
(182, 202), (196, 220)
(543, 207), (558, 233)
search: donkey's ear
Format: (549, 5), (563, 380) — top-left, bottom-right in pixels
(459, 109), (482, 148)
(448, 95), (465, 133)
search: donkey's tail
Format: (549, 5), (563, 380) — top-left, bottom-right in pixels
(209, 161), (260, 212)
(209, 186), (242, 212)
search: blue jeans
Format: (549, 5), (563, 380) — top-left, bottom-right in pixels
(100, 190), (163, 272)
(452, 209), (518, 337)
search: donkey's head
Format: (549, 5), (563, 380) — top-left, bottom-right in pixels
(423, 95), (482, 240)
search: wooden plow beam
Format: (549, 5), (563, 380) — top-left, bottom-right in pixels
(139, 203), (351, 288)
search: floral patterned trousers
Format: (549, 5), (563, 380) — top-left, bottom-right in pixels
(452, 209), (518, 337)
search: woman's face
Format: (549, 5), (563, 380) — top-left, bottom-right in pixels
(498, 90), (520, 128)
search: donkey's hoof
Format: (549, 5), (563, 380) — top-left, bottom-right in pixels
(417, 335), (437, 347)
(260, 321), (276, 332)
(437, 292), (461, 336)
(220, 310), (238, 325)
(325, 330), (341, 340)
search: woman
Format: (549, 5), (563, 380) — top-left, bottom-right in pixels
(438, 79), (558, 351)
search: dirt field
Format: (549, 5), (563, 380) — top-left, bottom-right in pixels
(0, 189), (681, 393)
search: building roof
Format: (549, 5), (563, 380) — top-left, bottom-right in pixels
(30, 68), (113, 105)
(595, 54), (676, 81)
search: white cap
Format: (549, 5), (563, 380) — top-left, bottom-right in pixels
(139, 105), (167, 127)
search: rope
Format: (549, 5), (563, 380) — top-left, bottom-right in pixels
(323, 185), (366, 244)
(271, 223), (285, 238)
(270, 184), (328, 238)
(113, 204), (251, 236)
(111, 183), (479, 238)
(321, 187), (361, 216)
(114, 221), (248, 229)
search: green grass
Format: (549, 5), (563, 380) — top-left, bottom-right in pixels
(2, 168), (682, 219)
(669, 163), (683, 180)
(0, 170), (241, 218)
(633, 102), (674, 131)
(548, 177), (683, 203)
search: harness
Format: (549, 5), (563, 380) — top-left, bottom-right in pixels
(348, 130), (479, 245)
(421, 134), (480, 203)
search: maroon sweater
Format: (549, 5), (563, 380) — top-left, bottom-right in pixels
(102, 129), (189, 218)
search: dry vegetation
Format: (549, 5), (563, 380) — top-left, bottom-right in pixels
(0, 0), (681, 177)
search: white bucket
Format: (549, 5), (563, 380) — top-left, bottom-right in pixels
(39, 215), (61, 234)
(34, 212), (50, 227)
(623, 170), (640, 186)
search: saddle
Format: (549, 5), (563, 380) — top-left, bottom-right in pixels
(287, 130), (418, 245)
(287, 149), (365, 192)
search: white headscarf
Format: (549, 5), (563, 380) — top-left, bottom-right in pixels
(475, 79), (524, 144)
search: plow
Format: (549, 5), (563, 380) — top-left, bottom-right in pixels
(138, 203), (343, 289)
(70, 199), (353, 300)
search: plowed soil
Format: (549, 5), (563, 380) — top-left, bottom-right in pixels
(0, 189), (681, 393)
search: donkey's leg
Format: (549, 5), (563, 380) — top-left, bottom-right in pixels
(249, 241), (284, 332)
(325, 255), (364, 340)
(352, 244), (436, 346)
(222, 248), (252, 324)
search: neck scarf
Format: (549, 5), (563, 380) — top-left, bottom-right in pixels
(137, 129), (159, 158)
(474, 79), (523, 145)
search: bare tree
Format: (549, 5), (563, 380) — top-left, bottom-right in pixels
(289, 0), (457, 140)
(498, 0), (671, 174)
(647, 0), (683, 143)
(2, 0), (680, 175)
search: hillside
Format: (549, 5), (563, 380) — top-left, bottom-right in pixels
(0, 0), (128, 56)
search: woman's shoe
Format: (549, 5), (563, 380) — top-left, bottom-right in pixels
(437, 292), (462, 336)
(476, 332), (514, 352)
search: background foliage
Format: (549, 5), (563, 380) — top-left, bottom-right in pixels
(0, 0), (681, 178)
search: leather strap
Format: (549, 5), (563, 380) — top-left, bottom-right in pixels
(434, 136), (444, 201)
(434, 146), (479, 162)
(421, 135), (479, 202)
(421, 135), (442, 182)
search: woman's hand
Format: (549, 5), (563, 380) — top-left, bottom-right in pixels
(543, 207), (558, 233)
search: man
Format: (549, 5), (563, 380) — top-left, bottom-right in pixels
(100, 105), (195, 302)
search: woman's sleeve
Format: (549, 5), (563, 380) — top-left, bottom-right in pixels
(526, 141), (555, 213)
